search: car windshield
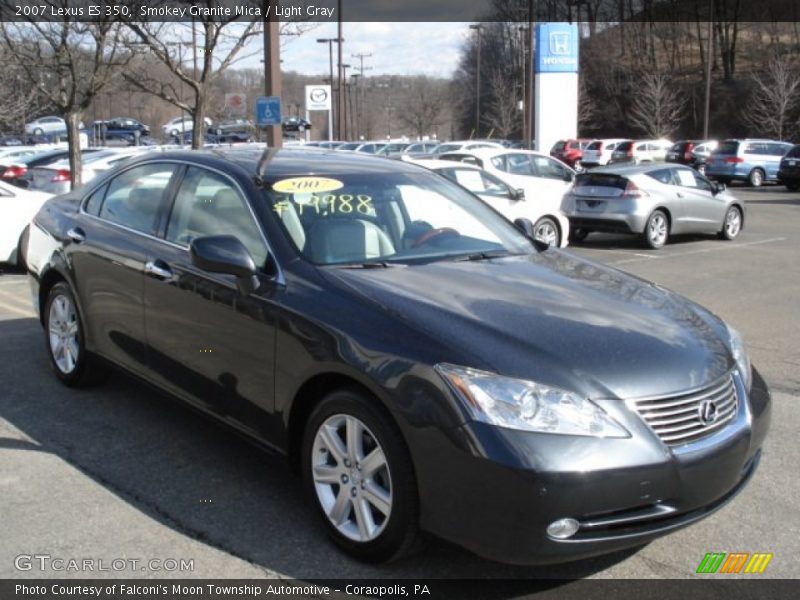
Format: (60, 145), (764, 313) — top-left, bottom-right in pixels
(265, 171), (532, 266)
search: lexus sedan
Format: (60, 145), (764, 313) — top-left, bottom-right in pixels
(26, 148), (769, 565)
(563, 164), (745, 249)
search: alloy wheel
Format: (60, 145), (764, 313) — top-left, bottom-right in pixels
(647, 212), (668, 248)
(724, 207), (742, 239)
(534, 219), (559, 247)
(311, 414), (393, 543)
(48, 294), (80, 374)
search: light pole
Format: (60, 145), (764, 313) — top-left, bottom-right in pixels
(341, 63), (351, 139)
(703, 0), (714, 139)
(317, 37), (343, 139)
(469, 24), (483, 138)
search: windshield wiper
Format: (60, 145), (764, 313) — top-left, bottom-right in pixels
(451, 250), (514, 262)
(337, 261), (394, 269)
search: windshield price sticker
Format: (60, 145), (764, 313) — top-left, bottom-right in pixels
(273, 177), (344, 194)
(273, 194), (374, 216)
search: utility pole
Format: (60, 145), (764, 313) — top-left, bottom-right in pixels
(469, 24), (483, 138)
(263, 4), (282, 148)
(525, 0), (536, 149)
(337, 0), (345, 140)
(317, 37), (342, 139)
(341, 63), (351, 139)
(352, 52), (372, 139)
(703, 0), (714, 139)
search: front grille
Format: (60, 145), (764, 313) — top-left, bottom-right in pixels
(633, 373), (738, 447)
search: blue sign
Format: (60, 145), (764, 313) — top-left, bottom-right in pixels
(535, 23), (579, 74)
(255, 96), (281, 126)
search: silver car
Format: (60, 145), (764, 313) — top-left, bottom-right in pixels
(563, 164), (745, 249)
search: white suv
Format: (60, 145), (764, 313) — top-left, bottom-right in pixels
(610, 139), (673, 165)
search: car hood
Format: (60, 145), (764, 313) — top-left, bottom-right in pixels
(321, 251), (733, 401)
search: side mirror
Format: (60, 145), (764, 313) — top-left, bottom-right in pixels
(190, 235), (260, 295)
(564, 170), (575, 183)
(509, 187), (525, 201)
(713, 181), (726, 194)
(513, 217), (535, 238)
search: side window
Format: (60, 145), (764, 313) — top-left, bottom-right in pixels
(166, 166), (269, 268)
(532, 156), (569, 180)
(505, 154), (534, 176)
(490, 156), (507, 172)
(647, 168), (675, 185)
(99, 163), (175, 235)
(84, 184), (108, 216)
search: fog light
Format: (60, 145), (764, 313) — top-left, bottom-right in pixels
(546, 518), (580, 539)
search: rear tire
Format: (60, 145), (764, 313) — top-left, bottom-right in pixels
(43, 282), (106, 387)
(785, 182), (800, 191)
(748, 168), (765, 187)
(302, 388), (420, 563)
(16, 226), (29, 270)
(570, 228), (590, 243)
(644, 210), (669, 249)
(33, 128), (44, 136)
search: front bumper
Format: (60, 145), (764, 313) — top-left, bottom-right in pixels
(777, 166), (800, 184)
(410, 368), (770, 564)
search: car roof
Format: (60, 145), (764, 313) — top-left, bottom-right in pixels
(587, 163), (693, 176)
(121, 147), (431, 180)
(410, 159), (481, 170)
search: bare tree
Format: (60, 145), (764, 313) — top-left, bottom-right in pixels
(397, 77), (446, 139)
(578, 74), (598, 134)
(0, 7), (132, 188)
(742, 54), (800, 140)
(0, 59), (45, 133)
(628, 72), (686, 139)
(482, 71), (519, 139)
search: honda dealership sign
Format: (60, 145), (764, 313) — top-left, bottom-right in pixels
(534, 23), (579, 156)
(535, 23), (579, 73)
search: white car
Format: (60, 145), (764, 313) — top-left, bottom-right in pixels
(429, 140), (505, 156)
(27, 147), (158, 195)
(413, 159), (570, 248)
(0, 179), (52, 266)
(610, 139), (673, 165)
(581, 138), (629, 168)
(24, 116), (84, 136)
(162, 116), (213, 137)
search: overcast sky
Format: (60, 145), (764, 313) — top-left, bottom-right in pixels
(240, 22), (469, 78)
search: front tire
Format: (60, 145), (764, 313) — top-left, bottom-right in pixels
(44, 282), (105, 387)
(302, 389), (419, 563)
(785, 182), (800, 191)
(644, 209), (669, 249)
(719, 206), (742, 240)
(533, 217), (560, 247)
(33, 127), (44, 136)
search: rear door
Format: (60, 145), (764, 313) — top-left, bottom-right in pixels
(142, 164), (279, 438)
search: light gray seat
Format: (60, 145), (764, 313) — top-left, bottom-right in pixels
(308, 218), (395, 264)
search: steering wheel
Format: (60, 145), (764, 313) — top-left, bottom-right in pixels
(412, 227), (459, 248)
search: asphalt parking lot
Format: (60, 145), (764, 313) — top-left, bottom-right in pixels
(0, 185), (797, 582)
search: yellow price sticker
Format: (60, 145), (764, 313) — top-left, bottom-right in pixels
(273, 177), (344, 194)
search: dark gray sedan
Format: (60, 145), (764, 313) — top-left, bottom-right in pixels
(564, 164), (745, 248)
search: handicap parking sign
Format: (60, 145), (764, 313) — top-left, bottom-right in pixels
(255, 96), (281, 126)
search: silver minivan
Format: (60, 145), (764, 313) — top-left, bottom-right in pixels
(563, 163), (745, 248)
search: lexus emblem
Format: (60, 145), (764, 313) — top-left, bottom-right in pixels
(698, 400), (718, 425)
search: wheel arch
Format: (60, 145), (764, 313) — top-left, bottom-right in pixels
(646, 206), (673, 233)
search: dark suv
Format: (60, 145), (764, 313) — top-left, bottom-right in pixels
(777, 144), (800, 190)
(666, 140), (718, 174)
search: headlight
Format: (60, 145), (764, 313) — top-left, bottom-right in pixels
(435, 364), (629, 438)
(727, 325), (752, 390)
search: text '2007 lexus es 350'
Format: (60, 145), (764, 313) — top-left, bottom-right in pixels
(25, 148), (769, 565)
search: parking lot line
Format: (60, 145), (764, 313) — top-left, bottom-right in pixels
(612, 237), (787, 265)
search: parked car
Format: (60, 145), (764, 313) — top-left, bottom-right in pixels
(335, 142), (362, 151)
(27, 148), (156, 195)
(26, 147), (769, 565)
(666, 140), (718, 174)
(282, 117), (312, 133)
(318, 141), (345, 149)
(400, 141), (440, 158)
(355, 142), (387, 154)
(0, 148), (101, 188)
(705, 139), (793, 187)
(610, 139), (673, 165)
(550, 138), (592, 170)
(776, 144), (800, 190)
(581, 139), (629, 168)
(431, 140), (504, 156)
(375, 142), (410, 158)
(162, 116), (212, 138)
(24, 116), (74, 136)
(101, 117), (151, 137)
(563, 163), (745, 249)
(415, 159), (569, 247)
(0, 179), (52, 267)
(440, 149), (575, 232)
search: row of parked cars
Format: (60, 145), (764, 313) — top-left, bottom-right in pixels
(551, 136), (800, 189)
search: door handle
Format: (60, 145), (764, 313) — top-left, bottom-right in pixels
(144, 260), (173, 280)
(66, 227), (85, 243)
(676, 192), (685, 198)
